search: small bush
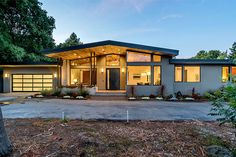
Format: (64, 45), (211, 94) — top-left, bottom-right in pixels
(79, 89), (90, 97)
(51, 88), (61, 97)
(41, 89), (53, 96)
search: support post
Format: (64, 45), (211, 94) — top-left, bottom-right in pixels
(90, 52), (92, 86)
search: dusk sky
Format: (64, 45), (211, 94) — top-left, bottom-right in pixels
(40, 0), (236, 58)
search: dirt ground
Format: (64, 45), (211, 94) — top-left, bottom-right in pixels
(4, 119), (236, 157)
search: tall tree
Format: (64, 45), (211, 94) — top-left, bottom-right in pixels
(229, 42), (236, 60)
(57, 32), (83, 48)
(0, 107), (12, 156)
(0, 0), (55, 62)
(192, 50), (228, 59)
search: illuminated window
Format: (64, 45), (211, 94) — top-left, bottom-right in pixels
(71, 69), (96, 85)
(184, 66), (200, 82)
(154, 66), (161, 85)
(232, 66), (236, 83)
(127, 51), (151, 62)
(106, 55), (120, 66)
(222, 67), (229, 83)
(127, 66), (151, 85)
(175, 66), (182, 82)
(153, 55), (161, 62)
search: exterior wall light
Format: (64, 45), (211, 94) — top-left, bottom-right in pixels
(4, 73), (9, 78)
(54, 73), (57, 78)
(122, 68), (125, 73)
(101, 68), (104, 73)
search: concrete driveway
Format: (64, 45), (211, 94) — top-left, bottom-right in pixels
(1, 99), (215, 121)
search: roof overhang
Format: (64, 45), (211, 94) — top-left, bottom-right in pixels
(170, 59), (236, 65)
(42, 40), (179, 60)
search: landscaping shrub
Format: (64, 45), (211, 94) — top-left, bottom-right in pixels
(51, 88), (61, 97)
(41, 89), (53, 96)
(79, 89), (90, 97)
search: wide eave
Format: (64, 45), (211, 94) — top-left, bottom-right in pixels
(42, 40), (179, 60)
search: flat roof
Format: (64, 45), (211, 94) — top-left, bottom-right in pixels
(170, 59), (236, 65)
(42, 40), (179, 57)
(0, 61), (59, 67)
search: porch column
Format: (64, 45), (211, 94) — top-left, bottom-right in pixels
(90, 52), (92, 86)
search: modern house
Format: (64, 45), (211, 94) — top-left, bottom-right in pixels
(0, 40), (235, 96)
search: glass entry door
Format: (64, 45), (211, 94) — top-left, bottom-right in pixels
(106, 68), (120, 90)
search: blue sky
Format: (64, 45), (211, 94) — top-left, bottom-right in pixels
(40, 0), (236, 58)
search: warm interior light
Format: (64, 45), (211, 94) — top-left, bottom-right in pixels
(73, 79), (78, 83)
(101, 68), (104, 73)
(147, 72), (151, 75)
(4, 73), (9, 78)
(122, 68), (125, 73)
(54, 73), (57, 78)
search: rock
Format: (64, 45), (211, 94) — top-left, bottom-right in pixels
(155, 97), (163, 100)
(63, 95), (71, 99)
(184, 97), (195, 101)
(35, 94), (44, 98)
(141, 97), (150, 100)
(128, 97), (136, 100)
(76, 96), (85, 100)
(206, 145), (233, 157)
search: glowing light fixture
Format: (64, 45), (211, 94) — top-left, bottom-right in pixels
(101, 68), (104, 73)
(122, 68), (125, 73)
(4, 73), (9, 78)
(53, 73), (57, 78)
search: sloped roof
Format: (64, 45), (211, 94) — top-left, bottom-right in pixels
(41, 40), (179, 57)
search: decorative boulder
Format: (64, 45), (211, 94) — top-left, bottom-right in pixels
(35, 94), (44, 98)
(63, 95), (71, 99)
(141, 97), (150, 100)
(169, 97), (178, 101)
(206, 145), (233, 157)
(155, 97), (163, 100)
(76, 96), (85, 100)
(128, 97), (136, 100)
(184, 97), (195, 101)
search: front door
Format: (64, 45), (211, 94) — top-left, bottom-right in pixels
(106, 68), (120, 90)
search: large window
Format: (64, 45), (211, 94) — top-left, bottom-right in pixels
(71, 69), (96, 85)
(153, 55), (161, 62)
(232, 66), (236, 83)
(175, 66), (182, 82)
(12, 74), (53, 92)
(222, 66), (229, 83)
(184, 66), (200, 82)
(127, 66), (151, 85)
(127, 51), (151, 62)
(154, 66), (161, 85)
(106, 55), (120, 66)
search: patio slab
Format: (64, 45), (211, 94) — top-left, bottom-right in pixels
(1, 99), (216, 121)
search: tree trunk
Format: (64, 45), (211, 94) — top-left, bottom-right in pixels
(0, 107), (12, 156)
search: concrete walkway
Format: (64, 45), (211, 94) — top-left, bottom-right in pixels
(1, 99), (215, 121)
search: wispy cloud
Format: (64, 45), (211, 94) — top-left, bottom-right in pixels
(94, 0), (155, 14)
(160, 14), (183, 21)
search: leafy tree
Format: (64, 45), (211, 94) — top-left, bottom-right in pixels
(229, 42), (236, 60)
(209, 84), (236, 137)
(0, 107), (12, 156)
(0, 0), (55, 63)
(57, 32), (83, 48)
(192, 50), (228, 59)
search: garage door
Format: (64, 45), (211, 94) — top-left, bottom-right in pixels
(12, 74), (53, 92)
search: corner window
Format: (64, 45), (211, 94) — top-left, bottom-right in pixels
(175, 66), (182, 82)
(154, 66), (161, 85)
(232, 66), (236, 83)
(127, 66), (151, 85)
(153, 55), (161, 62)
(127, 51), (151, 62)
(222, 66), (229, 83)
(183, 66), (200, 82)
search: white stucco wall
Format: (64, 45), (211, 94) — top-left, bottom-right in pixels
(174, 65), (226, 95)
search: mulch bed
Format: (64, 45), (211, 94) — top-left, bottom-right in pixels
(4, 119), (235, 157)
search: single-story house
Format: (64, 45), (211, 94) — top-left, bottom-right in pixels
(0, 40), (235, 96)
